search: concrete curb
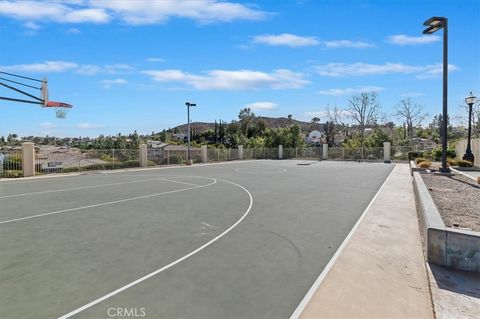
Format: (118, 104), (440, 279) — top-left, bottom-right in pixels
(450, 167), (478, 182)
(412, 171), (480, 273)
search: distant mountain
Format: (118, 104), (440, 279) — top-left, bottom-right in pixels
(173, 117), (323, 133)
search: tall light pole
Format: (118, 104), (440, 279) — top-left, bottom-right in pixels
(423, 16), (450, 173)
(463, 92), (477, 163)
(185, 102), (196, 164)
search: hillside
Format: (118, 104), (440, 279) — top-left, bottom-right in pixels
(173, 117), (323, 133)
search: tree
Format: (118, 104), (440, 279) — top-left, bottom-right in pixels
(325, 104), (349, 140)
(348, 92), (381, 158)
(394, 98), (428, 139)
(324, 121), (335, 146)
(310, 117), (320, 131)
(238, 108), (255, 137)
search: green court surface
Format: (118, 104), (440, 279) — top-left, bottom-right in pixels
(0, 160), (393, 319)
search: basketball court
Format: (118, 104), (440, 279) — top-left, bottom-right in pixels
(0, 160), (393, 318)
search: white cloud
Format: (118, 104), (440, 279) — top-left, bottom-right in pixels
(91, 0), (267, 25)
(145, 57), (165, 63)
(387, 34), (440, 46)
(0, 61), (78, 73)
(247, 102), (277, 110)
(0, 1), (267, 26)
(0, 1), (110, 23)
(415, 64), (458, 79)
(253, 33), (319, 47)
(318, 85), (384, 96)
(314, 62), (458, 78)
(142, 69), (309, 90)
(76, 64), (102, 75)
(100, 78), (128, 88)
(0, 60), (135, 75)
(76, 122), (105, 129)
(323, 40), (374, 48)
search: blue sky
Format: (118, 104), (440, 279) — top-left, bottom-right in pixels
(0, 0), (479, 137)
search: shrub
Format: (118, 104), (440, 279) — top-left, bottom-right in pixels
(147, 160), (156, 166)
(447, 158), (457, 166)
(415, 157), (428, 165)
(118, 160), (140, 168)
(432, 147), (456, 161)
(1, 170), (22, 178)
(61, 167), (84, 173)
(456, 159), (474, 167)
(83, 163), (109, 171)
(408, 151), (424, 160)
(99, 153), (115, 162)
(418, 161), (431, 168)
(160, 155), (183, 165)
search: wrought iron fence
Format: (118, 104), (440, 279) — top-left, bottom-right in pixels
(0, 149), (23, 178)
(3, 144), (439, 178)
(34, 148), (141, 174)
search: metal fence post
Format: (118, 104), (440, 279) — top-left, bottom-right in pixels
(21, 142), (35, 177)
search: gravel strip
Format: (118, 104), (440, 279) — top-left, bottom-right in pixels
(421, 173), (480, 232)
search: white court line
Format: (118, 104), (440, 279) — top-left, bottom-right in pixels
(289, 165), (396, 319)
(58, 178), (253, 319)
(0, 178), (216, 225)
(157, 178), (203, 187)
(0, 177), (170, 200)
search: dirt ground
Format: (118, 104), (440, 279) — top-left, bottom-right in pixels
(421, 173), (480, 232)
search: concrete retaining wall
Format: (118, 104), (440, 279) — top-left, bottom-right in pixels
(413, 172), (480, 273)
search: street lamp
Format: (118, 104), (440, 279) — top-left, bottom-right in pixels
(463, 92), (477, 163)
(185, 102), (196, 164)
(423, 16), (450, 173)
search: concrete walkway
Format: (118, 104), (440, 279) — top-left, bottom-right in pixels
(298, 164), (434, 319)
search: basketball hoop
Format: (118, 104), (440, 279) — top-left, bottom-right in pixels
(0, 72), (73, 119)
(45, 101), (73, 119)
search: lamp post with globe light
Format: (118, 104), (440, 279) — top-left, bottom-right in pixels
(463, 92), (477, 163)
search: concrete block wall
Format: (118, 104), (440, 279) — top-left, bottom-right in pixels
(455, 138), (480, 165)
